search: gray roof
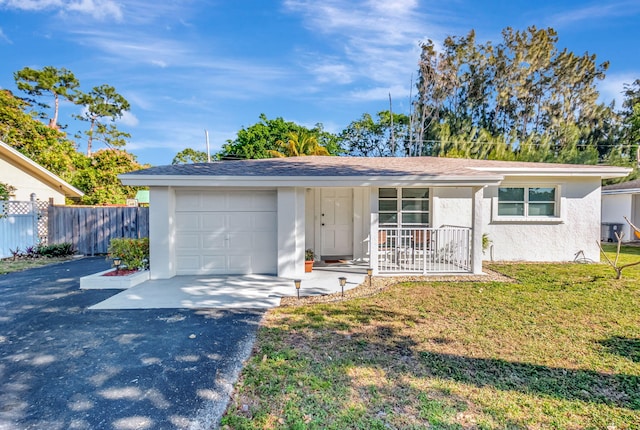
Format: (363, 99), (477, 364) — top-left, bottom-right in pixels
(121, 156), (627, 178)
(603, 178), (640, 191)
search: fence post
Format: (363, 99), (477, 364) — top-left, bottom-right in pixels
(30, 193), (38, 247)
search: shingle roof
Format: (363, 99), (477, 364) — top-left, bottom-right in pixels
(603, 179), (640, 191)
(121, 156), (627, 178)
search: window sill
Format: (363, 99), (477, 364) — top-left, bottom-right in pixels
(491, 216), (564, 224)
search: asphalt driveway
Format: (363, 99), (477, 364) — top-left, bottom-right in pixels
(0, 257), (264, 430)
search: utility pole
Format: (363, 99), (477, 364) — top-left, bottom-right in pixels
(204, 129), (211, 162)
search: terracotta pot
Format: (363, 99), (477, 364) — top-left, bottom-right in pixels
(305, 260), (314, 273)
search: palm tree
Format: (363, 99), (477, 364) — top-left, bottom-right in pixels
(268, 132), (330, 157)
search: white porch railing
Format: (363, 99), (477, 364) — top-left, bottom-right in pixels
(376, 227), (471, 274)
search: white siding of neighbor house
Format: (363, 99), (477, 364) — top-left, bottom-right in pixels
(0, 157), (66, 204)
(601, 194), (633, 241)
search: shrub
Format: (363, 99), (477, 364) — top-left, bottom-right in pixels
(36, 242), (75, 257)
(305, 249), (315, 261)
(107, 238), (149, 270)
(0, 182), (15, 201)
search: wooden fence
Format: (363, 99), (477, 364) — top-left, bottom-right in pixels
(48, 205), (149, 255)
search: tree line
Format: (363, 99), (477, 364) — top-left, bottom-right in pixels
(209, 27), (639, 180)
(1, 68), (145, 205)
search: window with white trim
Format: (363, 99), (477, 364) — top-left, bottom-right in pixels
(378, 188), (430, 226)
(498, 186), (557, 217)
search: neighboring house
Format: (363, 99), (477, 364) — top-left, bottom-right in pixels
(0, 140), (83, 258)
(0, 140), (83, 204)
(119, 157), (630, 279)
(601, 179), (640, 242)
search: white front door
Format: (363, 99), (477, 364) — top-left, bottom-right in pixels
(320, 188), (353, 257)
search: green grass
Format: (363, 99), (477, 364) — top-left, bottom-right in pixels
(222, 245), (640, 429)
(0, 256), (74, 275)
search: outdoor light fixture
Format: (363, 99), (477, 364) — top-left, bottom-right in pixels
(339, 276), (347, 297)
(113, 257), (122, 272)
(294, 279), (302, 299)
(367, 267), (373, 286)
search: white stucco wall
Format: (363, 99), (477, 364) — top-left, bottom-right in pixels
(304, 188), (316, 253)
(436, 179), (606, 262)
(148, 178), (606, 278)
(148, 186), (176, 279)
(277, 187), (305, 277)
(0, 157), (66, 204)
(432, 187), (473, 229)
(484, 177), (602, 262)
(601, 194), (633, 241)
(352, 188), (370, 261)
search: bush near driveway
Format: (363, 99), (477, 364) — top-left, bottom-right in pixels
(222, 246), (640, 429)
(106, 237), (149, 270)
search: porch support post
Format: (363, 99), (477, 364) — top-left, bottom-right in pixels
(370, 188), (379, 274)
(277, 187), (305, 277)
(471, 186), (484, 274)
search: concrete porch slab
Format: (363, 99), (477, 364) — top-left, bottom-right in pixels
(89, 266), (368, 310)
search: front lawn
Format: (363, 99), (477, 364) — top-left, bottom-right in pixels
(222, 246), (640, 429)
(0, 256), (75, 275)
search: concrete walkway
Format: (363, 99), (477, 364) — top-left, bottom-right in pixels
(90, 264), (369, 310)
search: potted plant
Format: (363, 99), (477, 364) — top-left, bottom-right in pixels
(305, 248), (315, 272)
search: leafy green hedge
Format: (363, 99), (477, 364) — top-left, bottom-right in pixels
(36, 243), (75, 257)
(107, 237), (149, 270)
(6, 242), (75, 260)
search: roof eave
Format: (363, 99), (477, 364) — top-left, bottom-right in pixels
(118, 174), (504, 188)
(602, 188), (640, 195)
(471, 166), (632, 179)
(0, 141), (84, 198)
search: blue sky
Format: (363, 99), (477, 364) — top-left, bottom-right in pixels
(1, 0), (639, 166)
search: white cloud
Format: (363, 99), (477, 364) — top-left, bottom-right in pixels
(598, 72), (639, 107)
(0, 0), (123, 20)
(548, 1), (640, 27)
(0, 0), (61, 10)
(0, 27), (12, 44)
(127, 119), (236, 155)
(118, 111), (139, 127)
(283, 0), (446, 100)
(66, 0), (122, 21)
(312, 62), (354, 84)
(70, 29), (188, 67)
(347, 84), (410, 102)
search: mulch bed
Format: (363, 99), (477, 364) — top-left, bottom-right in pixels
(101, 269), (139, 277)
(279, 269), (515, 307)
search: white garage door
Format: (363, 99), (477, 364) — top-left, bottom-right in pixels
(175, 190), (277, 275)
